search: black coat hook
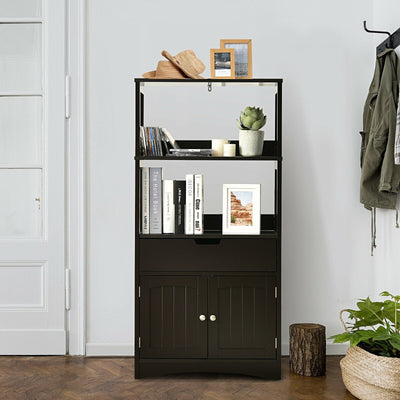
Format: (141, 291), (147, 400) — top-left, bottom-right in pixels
(363, 20), (392, 48)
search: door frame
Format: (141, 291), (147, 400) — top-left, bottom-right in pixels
(66, 0), (86, 355)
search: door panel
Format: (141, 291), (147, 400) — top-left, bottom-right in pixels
(0, 0), (66, 354)
(0, 169), (42, 237)
(0, 0), (42, 17)
(140, 275), (207, 358)
(208, 275), (277, 359)
(0, 96), (42, 164)
(0, 24), (42, 92)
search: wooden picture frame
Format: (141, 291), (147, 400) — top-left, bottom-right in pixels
(220, 39), (252, 79)
(222, 184), (260, 235)
(210, 48), (235, 79)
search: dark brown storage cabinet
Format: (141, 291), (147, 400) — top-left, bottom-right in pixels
(134, 78), (282, 379)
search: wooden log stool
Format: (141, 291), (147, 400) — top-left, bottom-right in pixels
(289, 323), (326, 376)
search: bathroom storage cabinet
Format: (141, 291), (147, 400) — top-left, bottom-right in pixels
(134, 78), (282, 379)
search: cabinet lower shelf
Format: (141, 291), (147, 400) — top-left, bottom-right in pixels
(135, 359), (281, 379)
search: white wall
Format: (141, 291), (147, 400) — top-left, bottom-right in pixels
(86, 0), (400, 356)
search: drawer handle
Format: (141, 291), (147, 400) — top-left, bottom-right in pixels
(210, 314), (217, 322)
(199, 314), (206, 322)
(194, 238), (221, 245)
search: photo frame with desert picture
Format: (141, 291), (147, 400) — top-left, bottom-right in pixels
(220, 39), (252, 79)
(222, 184), (260, 235)
(210, 48), (235, 79)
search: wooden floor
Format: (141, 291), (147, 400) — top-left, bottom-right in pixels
(0, 356), (356, 400)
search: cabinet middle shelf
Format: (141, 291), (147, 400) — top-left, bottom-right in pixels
(135, 140), (281, 160)
(138, 214), (280, 239)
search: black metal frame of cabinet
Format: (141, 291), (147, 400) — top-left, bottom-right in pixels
(134, 78), (282, 379)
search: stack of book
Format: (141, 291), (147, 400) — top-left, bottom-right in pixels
(141, 167), (204, 235)
(139, 126), (179, 156)
(167, 149), (212, 157)
(140, 126), (212, 157)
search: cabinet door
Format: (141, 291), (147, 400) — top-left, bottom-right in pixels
(208, 275), (277, 359)
(140, 276), (207, 358)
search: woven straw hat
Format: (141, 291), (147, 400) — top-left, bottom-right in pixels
(161, 50), (205, 79)
(142, 60), (186, 79)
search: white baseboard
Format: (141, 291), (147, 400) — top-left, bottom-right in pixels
(281, 342), (349, 356)
(85, 342), (134, 356)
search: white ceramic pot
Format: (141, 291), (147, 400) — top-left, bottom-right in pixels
(239, 130), (264, 156)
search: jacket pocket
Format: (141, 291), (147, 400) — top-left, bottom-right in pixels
(359, 131), (367, 167)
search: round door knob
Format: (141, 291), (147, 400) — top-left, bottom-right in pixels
(199, 314), (206, 321)
(210, 314), (217, 322)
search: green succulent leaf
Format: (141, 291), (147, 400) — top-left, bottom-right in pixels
(238, 107), (267, 130)
(236, 119), (245, 129)
(241, 115), (256, 129)
(252, 115), (266, 130)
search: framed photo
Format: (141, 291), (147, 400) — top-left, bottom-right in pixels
(220, 39), (252, 79)
(222, 184), (260, 235)
(210, 48), (235, 79)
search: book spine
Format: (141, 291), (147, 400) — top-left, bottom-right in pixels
(159, 127), (169, 155)
(153, 127), (158, 156)
(149, 167), (162, 234)
(163, 180), (175, 234)
(174, 180), (186, 234)
(155, 127), (162, 156)
(146, 127), (154, 156)
(150, 127), (157, 156)
(185, 174), (194, 234)
(141, 167), (150, 234)
(140, 126), (147, 156)
(194, 174), (204, 235)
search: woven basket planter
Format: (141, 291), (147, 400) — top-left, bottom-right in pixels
(340, 345), (400, 400)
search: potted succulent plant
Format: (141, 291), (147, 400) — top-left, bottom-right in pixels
(236, 106), (267, 156)
(330, 291), (400, 400)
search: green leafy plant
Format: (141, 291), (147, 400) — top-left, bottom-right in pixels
(236, 106), (267, 131)
(330, 291), (400, 358)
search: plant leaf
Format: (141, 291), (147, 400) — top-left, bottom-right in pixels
(389, 335), (400, 352)
(350, 332), (364, 347)
(329, 332), (352, 343)
(372, 326), (392, 341)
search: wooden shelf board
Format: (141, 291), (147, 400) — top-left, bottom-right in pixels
(138, 232), (279, 239)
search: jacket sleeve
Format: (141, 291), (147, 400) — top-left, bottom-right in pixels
(378, 94), (399, 193)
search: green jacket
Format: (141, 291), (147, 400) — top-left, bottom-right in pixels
(360, 48), (400, 210)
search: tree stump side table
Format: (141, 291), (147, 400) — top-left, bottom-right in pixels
(289, 323), (326, 376)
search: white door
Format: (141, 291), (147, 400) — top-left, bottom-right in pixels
(0, 0), (66, 354)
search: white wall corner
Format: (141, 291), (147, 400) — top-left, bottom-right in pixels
(67, 0), (86, 356)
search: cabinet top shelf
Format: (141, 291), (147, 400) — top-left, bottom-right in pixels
(134, 78), (282, 86)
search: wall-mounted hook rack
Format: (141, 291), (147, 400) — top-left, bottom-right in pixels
(363, 20), (400, 55)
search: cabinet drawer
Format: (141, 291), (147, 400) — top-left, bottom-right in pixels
(139, 238), (277, 272)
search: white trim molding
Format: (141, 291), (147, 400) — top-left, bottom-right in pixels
(281, 342), (349, 356)
(66, 0), (86, 355)
(86, 343), (134, 357)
